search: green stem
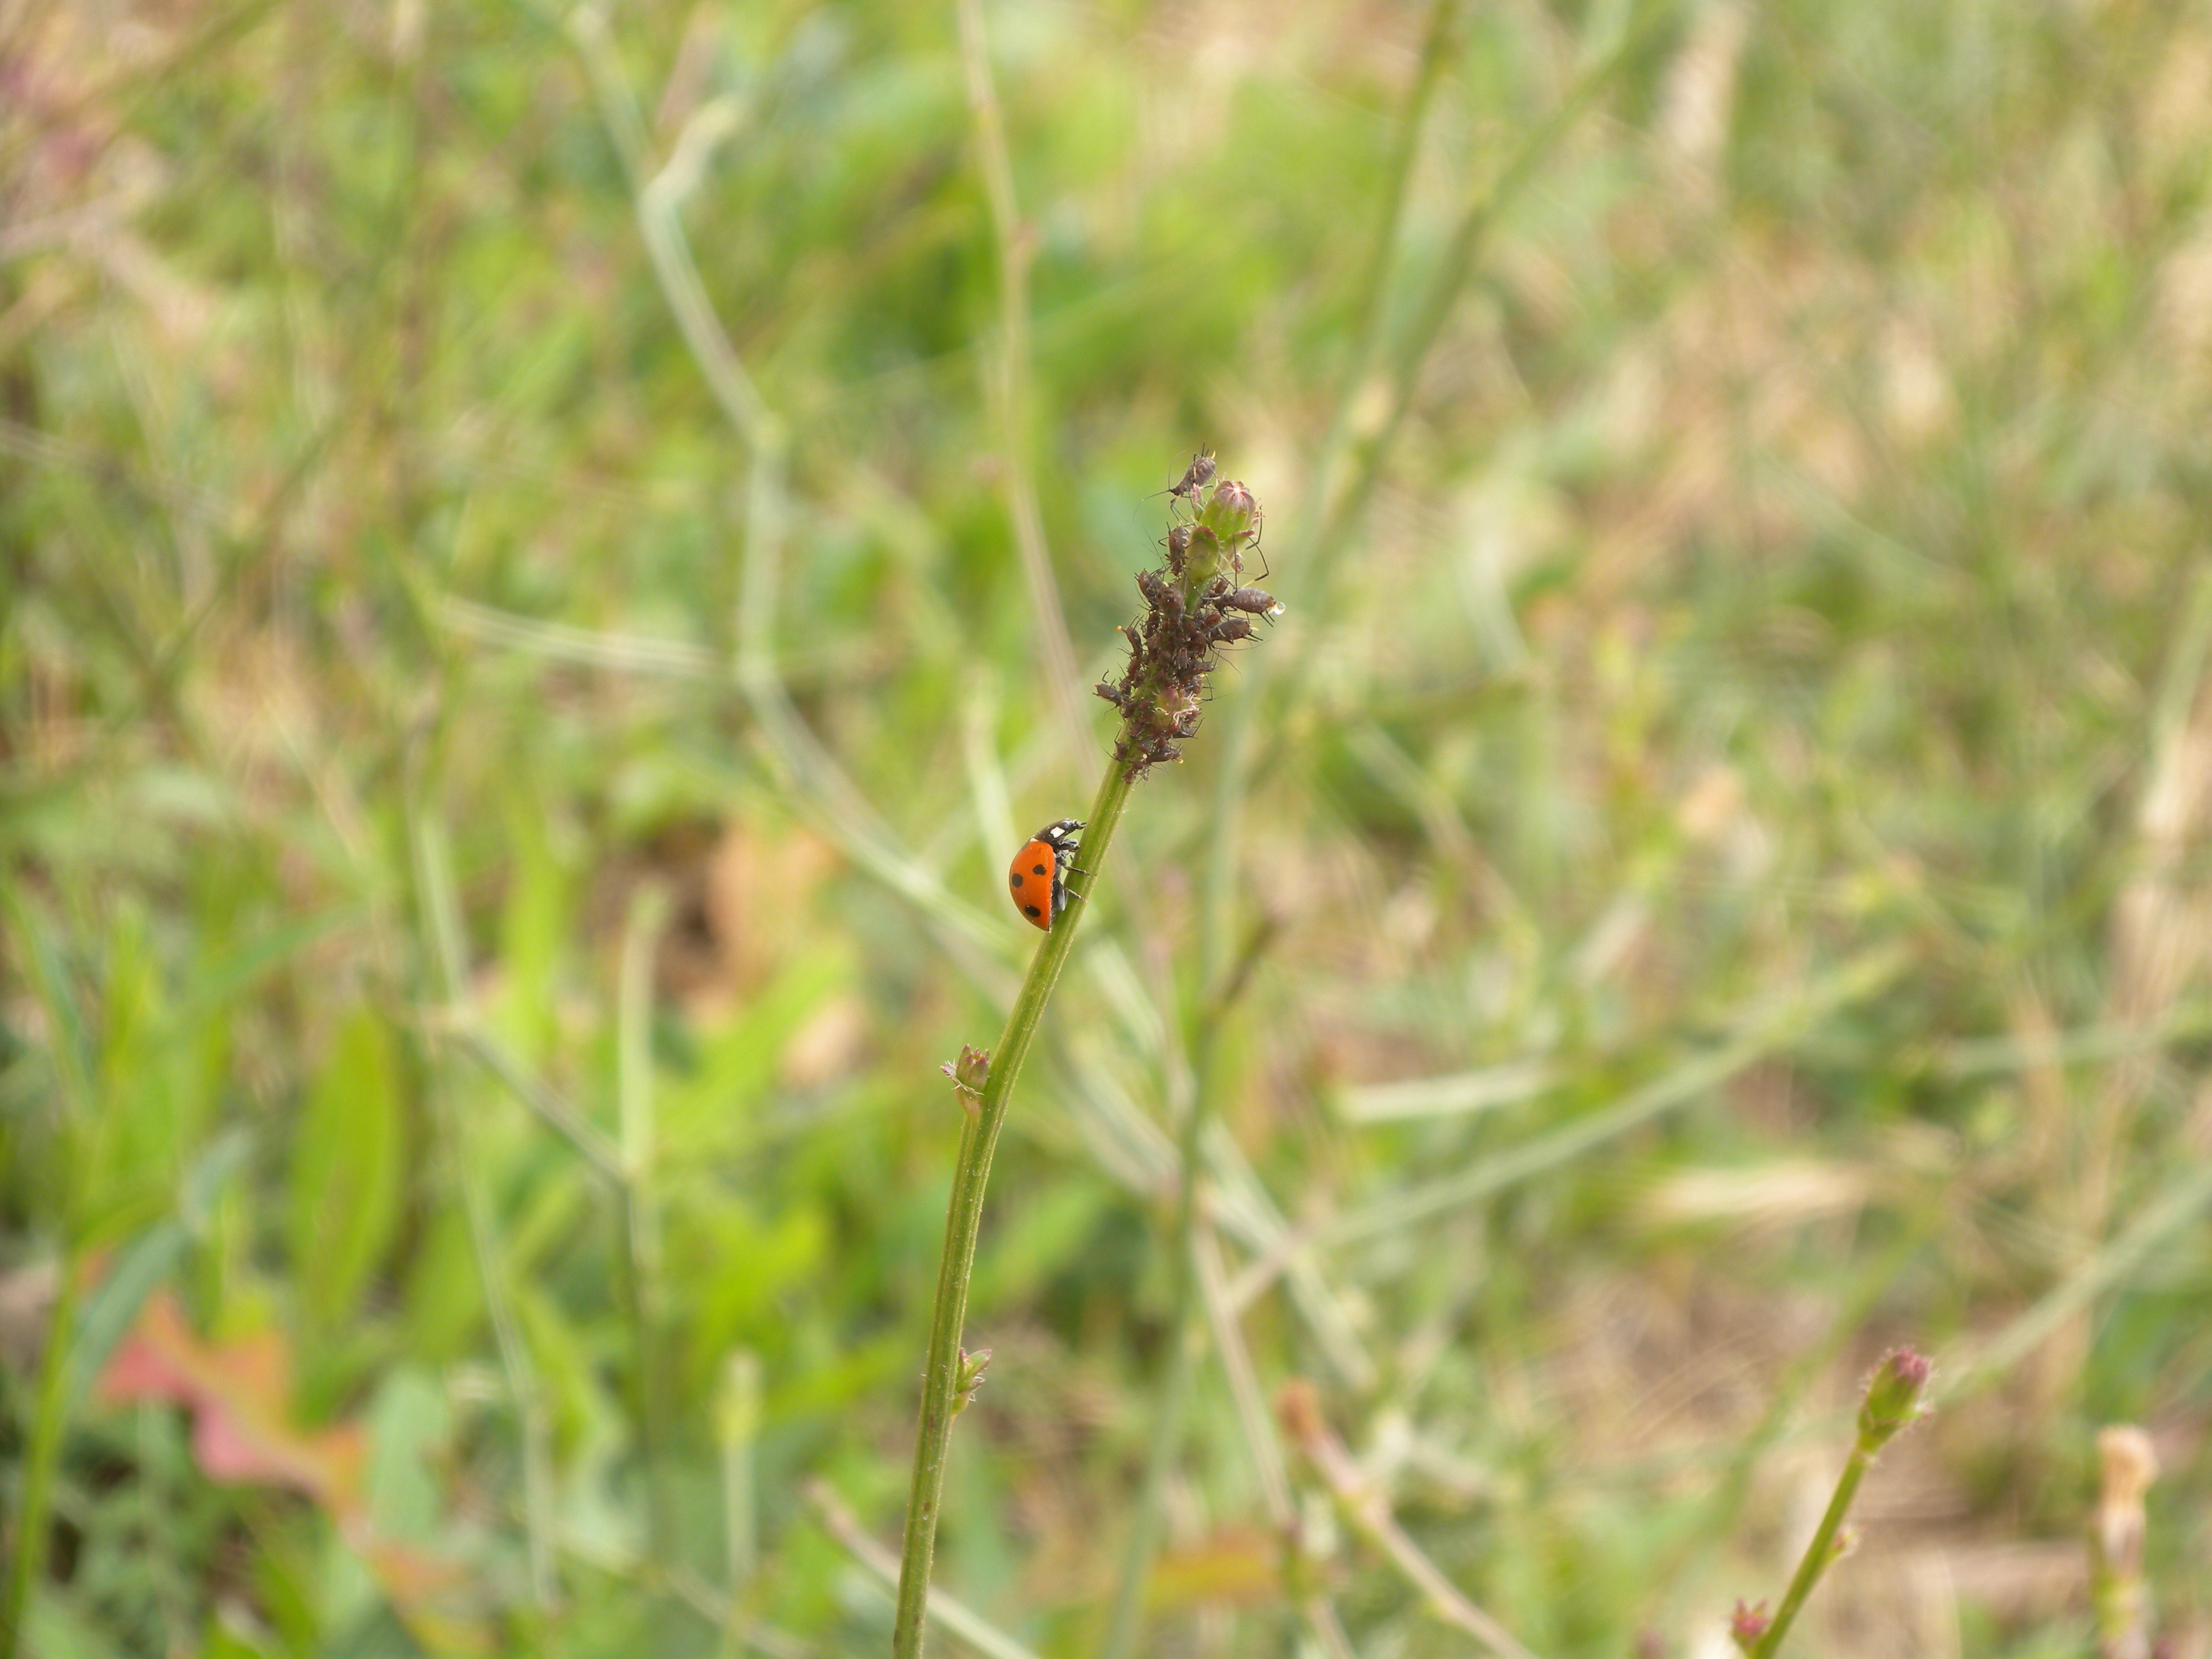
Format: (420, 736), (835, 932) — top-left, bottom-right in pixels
(617, 882), (675, 1562)
(1098, 918), (1274, 1659)
(1658, 1221), (1931, 1598)
(410, 805), (560, 1611)
(1096, 1041), (1208, 1659)
(1, 1260), (80, 1659)
(1748, 1441), (1871, 1659)
(1, 891), (96, 1659)
(891, 754), (1136, 1659)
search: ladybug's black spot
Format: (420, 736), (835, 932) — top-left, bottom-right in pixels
(1023, 903), (1043, 917)
(1031, 860), (1049, 876)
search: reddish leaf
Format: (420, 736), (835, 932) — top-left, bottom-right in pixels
(99, 1292), (486, 1652)
(98, 1290), (364, 1512)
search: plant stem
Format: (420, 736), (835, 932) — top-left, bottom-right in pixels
(1095, 1034), (1208, 1659)
(1746, 1349), (1927, 1659)
(891, 755), (1135, 1659)
(617, 881), (675, 1561)
(953, 0), (1089, 763)
(1280, 1384), (1539, 1659)
(1747, 1446), (1870, 1659)
(410, 805), (560, 1611)
(1, 1258), (79, 1659)
(2, 891), (95, 1659)
(1099, 916), (1275, 1659)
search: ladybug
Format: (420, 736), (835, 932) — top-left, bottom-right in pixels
(1007, 818), (1086, 932)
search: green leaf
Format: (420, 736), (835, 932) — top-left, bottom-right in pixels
(289, 1007), (406, 1333)
(365, 1367), (451, 1542)
(659, 943), (855, 1157)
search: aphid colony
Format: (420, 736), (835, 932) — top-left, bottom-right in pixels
(1093, 455), (1279, 777)
(1007, 456), (1277, 933)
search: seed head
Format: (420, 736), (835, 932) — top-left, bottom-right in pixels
(1106, 455), (1280, 778)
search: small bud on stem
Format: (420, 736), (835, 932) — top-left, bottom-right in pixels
(940, 1045), (991, 1115)
(1735, 1346), (1933, 1658)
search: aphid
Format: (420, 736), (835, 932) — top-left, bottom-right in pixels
(1138, 577), (1186, 623)
(1222, 587), (1281, 617)
(1151, 449), (1216, 506)
(1163, 523), (1192, 574)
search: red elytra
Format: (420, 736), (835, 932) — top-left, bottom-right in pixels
(1007, 818), (1085, 931)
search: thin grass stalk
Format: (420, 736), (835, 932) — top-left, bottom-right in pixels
(1202, 1), (1659, 973)
(1657, 1221), (1936, 1604)
(1279, 1382), (1540, 1659)
(954, 0), (1090, 765)
(617, 881), (676, 1559)
(559, 0), (1026, 999)
(450, 1025), (625, 1184)
(1735, 1350), (1929, 1659)
(1191, 1223), (1290, 1522)
(1327, 946), (1908, 1245)
(0, 1258), (78, 1659)
(1947, 1155), (2212, 1400)
(893, 758), (1135, 1658)
(1095, 1042), (1208, 1659)
(896, 468), (1271, 1657)
(0, 895), (90, 1659)
(408, 805), (560, 1611)
(1308, 1), (1677, 580)
(1743, 1466), (1864, 1658)
(1308, 0), (1464, 544)
(720, 1348), (762, 1646)
(1192, 1225), (1358, 1659)
(809, 1482), (1047, 1659)
(1099, 916), (1277, 1658)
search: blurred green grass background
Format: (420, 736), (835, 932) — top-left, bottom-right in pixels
(6, 0), (2212, 1653)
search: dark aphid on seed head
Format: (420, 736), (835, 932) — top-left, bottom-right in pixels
(1135, 569), (1182, 617)
(1208, 614), (1255, 644)
(1153, 449), (1216, 504)
(1223, 587), (1281, 617)
(1163, 522), (1192, 574)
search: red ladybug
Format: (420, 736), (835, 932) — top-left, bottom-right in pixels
(1007, 818), (1086, 931)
